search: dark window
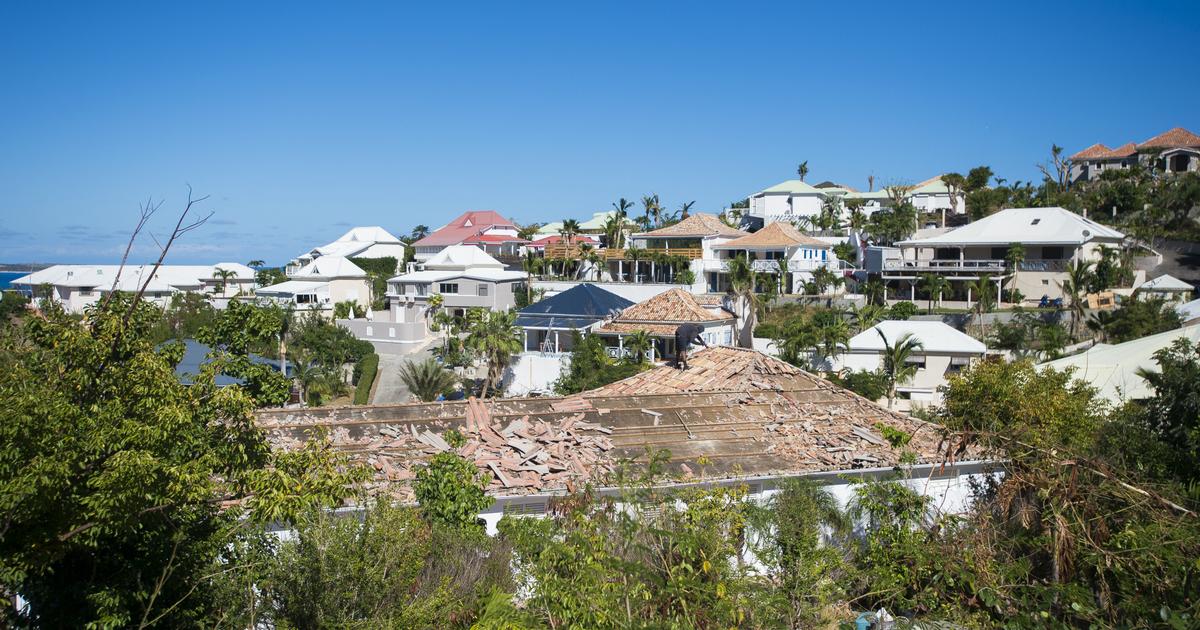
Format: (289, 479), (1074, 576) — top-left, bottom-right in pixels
(990, 247), (1008, 260)
(439, 283), (459, 294)
(934, 247), (958, 260)
(1041, 246), (1065, 260)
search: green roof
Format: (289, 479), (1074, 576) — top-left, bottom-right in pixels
(757, 179), (824, 195)
(579, 210), (619, 231)
(845, 190), (890, 200)
(535, 221), (564, 236)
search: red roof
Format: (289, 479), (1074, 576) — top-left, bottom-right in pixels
(1138, 127), (1200, 150)
(412, 211), (519, 247)
(1104, 142), (1137, 157)
(1070, 143), (1112, 160)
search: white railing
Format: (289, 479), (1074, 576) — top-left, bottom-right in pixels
(883, 258), (1006, 272)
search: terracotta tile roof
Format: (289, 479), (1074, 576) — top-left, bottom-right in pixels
(584, 346), (807, 396)
(714, 221), (830, 249)
(1138, 127), (1200, 150)
(616, 288), (731, 323)
(693, 294), (726, 305)
(637, 213), (747, 238)
(256, 348), (963, 500)
(594, 321), (679, 336)
(1104, 142), (1137, 157)
(1070, 143), (1113, 160)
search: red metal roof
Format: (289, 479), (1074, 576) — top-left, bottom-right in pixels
(412, 210), (519, 247)
(528, 234), (600, 247)
(463, 233), (530, 244)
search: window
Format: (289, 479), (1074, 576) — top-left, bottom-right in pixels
(903, 356), (926, 369)
(1031, 218), (1041, 225)
(1041, 246), (1065, 260)
(477, 284), (489, 297)
(438, 283), (458, 294)
(991, 246), (1008, 260)
(78, 288), (94, 297)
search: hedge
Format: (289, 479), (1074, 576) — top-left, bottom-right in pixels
(353, 353), (379, 405)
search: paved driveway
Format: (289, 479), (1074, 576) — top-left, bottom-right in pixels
(372, 344), (434, 404)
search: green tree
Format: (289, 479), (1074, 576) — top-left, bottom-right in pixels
(849, 303), (886, 333)
(862, 276), (886, 305)
(0, 294), (362, 627)
(197, 300), (291, 405)
(969, 274), (997, 337)
(554, 332), (646, 394)
(1004, 242), (1025, 302)
(919, 273), (948, 313)
(797, 160), (809, 181)
(410, 224), (430, 240)
(878, 330), (924, 410)
(623, 330), (653, 364)
(398, 358), (459, 402)
(1104, 295), (1181, 342)
(886, 300), (918, 321)
(1059, 260), (1093, 339)
(464, 309), (522, 398)
(726, 253), (760, 346)
(414, 440), (492, 530)
(214, 267), (238, 293)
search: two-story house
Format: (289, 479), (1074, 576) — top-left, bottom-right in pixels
(256, 256), (371, 315)
(285, 226), (406, 277)
(878, 206), (1125, 303)
(411, 210), (528, 263)
(387, 245), (525, 324)
(708, 222), (839, 294)
(747, 179), (826, 225)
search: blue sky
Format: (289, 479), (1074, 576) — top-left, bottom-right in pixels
(1, 1), (1197, 265)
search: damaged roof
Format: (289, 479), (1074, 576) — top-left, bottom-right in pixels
(257, 347), (956, 501)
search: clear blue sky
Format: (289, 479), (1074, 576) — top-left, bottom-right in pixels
(1, 1), (1197, 265)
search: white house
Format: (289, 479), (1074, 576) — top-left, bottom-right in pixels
(592, 288), (736, 361)
(10, 263), (255, 313)
(833, 320), (986, 412)
(286, 226), (406, 276)
(747, 180), (827, 224)
(256, 256), (371, 315)
(904, 175), (966, 218)
(878, 207), (1126, 303)
(387, 245), (525, 323)
(709, 222), (841, 294)
(1137, 274), (1194, 304)
(1041, 325), (1200, 404)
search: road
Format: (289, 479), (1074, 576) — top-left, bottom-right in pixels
(371, 345), (434, 404)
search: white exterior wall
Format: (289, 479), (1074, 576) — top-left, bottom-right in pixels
(751, 193), (823, 224)
(327, 278), (371, 307)
(833, 350), (978, 412)
(502, 352), (570, 396)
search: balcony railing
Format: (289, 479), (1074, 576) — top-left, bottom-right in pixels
(704, 259), (834, 273)
(603, 247), (705, 261)
(1017, 259), (1069, 272)
(882, 258), (1006, 273)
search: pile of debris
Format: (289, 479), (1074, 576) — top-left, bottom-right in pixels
(457, 397), (615, 492)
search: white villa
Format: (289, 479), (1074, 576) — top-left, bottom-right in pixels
(746, 176), (962, 228)
(605, 213), (748, 291)
(833, 320), (986, 412)
(285, 226), (406, 277)
(256, 256), (371, 315)
(387, 245), (525, 323)
(747, 180), (826, 225)
(876, 206), (1126, 303)
(1137, 274), (1194, 304)
(905, 175), (966, 218)
(10, 263), (255, 313)
(709, 222), (841, 294)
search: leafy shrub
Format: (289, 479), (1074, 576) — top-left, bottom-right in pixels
(886, 301), (918, 320)
(352, 353), (378, 404)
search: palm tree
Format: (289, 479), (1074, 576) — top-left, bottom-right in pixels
(625, 246), (645, 282)
(464, 309), (523, 398)
(398, 358), (459, 402)
(813, 313), (850, 368)
(1086, 310), (1116, 343)
(878, 330), (924, 410)
(623, 330), (653, 364)
(248, 259), (265, 268)
(679, 200), (695, 220)
(849, 303), (886, 333)
(1004, 243), (1026, 304)
(726, 254), (759, 348)
(521, 251), (543, 303)
(863, 277), (886, 306)
(290, 350), (320, 405)
(612, 197), (634, 220)
(214, 268), (238, 294)
(559, 219), (581, 243)
(410, 225), (430, 240)
(602, 214), (625, 250)
(919, 273), (948, 314)
(792, 216), (813, 232)
(970, 274), (997, 337)
(1059, 260), (1093, 340)
(797, 161), (809, 182)
(846, 201), (867, 233)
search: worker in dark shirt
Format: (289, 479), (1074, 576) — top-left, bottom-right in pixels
(674, 322), (708, 370)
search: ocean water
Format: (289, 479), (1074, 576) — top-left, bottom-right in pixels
(0, 271), (24, 290)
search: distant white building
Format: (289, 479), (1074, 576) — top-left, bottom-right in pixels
(832, 320), (986, 412)
(904, 175), (966, 218)
(256, 256), (371, 315)
(748, 180), (827, 224)
(10, 263), (254, 313)
(1137, 274), (1194, 304)
(286, 226), (406, 276)
(709, 222), (841, 294)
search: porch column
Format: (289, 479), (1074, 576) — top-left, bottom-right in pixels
(554, 330), (560, 354)
(618, 334), (624, 358)
(959, 247), (964, 264)
(523, 329), (529, 351)
(650, 261), (656, 282)
(967, 284), (973, 306)
(618, 260), (624, 282)
(910, 282), (916, 301)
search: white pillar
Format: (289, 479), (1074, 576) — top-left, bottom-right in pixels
(554, 330), (560, 354)
(523, 329), (528, 351)
(618, 334), (624, 359)
(967, 285), (972, 306)
(910, 282), (916, 301)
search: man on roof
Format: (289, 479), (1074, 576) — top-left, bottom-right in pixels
(674, 323), (708, 370)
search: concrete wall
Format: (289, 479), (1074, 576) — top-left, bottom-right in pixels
(328, 278), (372, 306)
(502, 352), (569, 396)
(338, 317), (431, 352)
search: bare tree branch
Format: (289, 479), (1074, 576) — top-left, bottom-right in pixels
(122, 185), (212, 324)
(99, 198), (161, 312)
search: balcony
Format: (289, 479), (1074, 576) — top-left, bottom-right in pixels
(604, 247), (704, 261)
(704, 258), (834, 273)
(882, 258), (1006, 273)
